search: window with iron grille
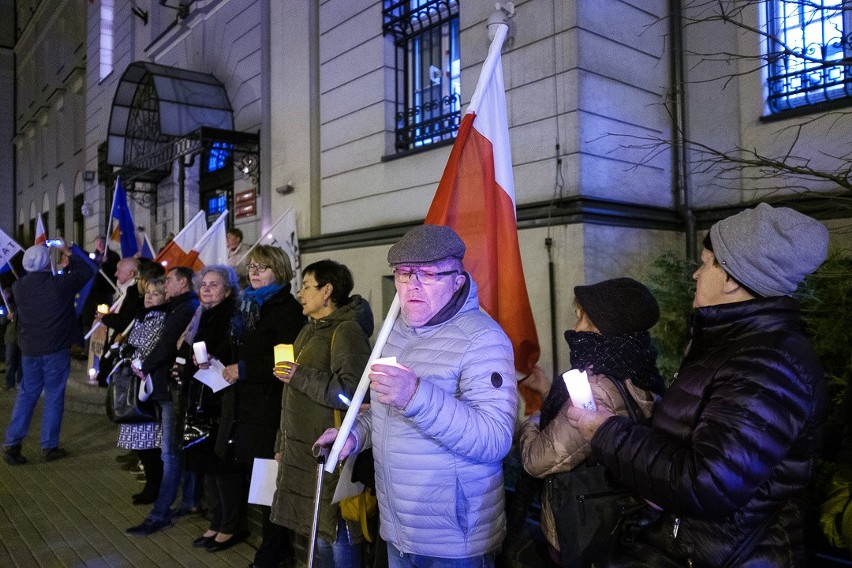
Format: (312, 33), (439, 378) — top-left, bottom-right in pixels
(765, 1), (852, 113)
(384, 0), (461, 153)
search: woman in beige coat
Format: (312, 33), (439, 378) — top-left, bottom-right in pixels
(519, 277), (665, 566)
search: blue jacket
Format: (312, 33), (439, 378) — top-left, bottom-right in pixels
(353, 276), (516, 558)
(14, 253), (93, 356)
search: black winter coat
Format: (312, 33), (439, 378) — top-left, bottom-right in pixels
(215, 286), (305, 464)
(141, 291), (199, 401)
(591, 297), (825, 567)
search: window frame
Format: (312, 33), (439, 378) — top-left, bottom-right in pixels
(765, 0), (852, 115)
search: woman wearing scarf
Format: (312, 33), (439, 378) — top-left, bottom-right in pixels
(519, 278), (665, 567)
(215, 245), (305, 568)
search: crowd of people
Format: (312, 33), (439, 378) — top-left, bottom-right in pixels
(0, 202), (834, 568)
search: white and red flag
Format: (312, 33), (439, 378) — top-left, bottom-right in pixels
(425, 24), (540, 409)
(154, 211), (208, 269)
(184, 210), (229, 271)
(34, 214), (47, 245)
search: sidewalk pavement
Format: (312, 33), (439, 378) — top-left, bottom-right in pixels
(0, 358), (255, 568)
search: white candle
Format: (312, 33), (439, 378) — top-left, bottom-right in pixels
(192, 341), (209, 365)
(88, 368), (97, 383)
(97, 304), (110, 314)
(371, 356), (398, 369)
(562, 369), (597, 411)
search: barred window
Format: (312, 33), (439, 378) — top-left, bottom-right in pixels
(384, 0), (461, 153)
(765, 0), (852, 113)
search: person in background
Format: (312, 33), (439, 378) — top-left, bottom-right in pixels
(126, 266), (199, 536)
(519, 278), (664, 566)
(94, 257), (142, 387)
(316, 224), (517, 568)
(227, 228), (249, 287)
(183, 265), (243, 552)
(568, 203), (829, 567)
(3, 240), (93, 465)
(215, 245), (305, 568)
(116, 277), (170, 505)
(270, 259), (373, 567)
(81, 235), (120, 332)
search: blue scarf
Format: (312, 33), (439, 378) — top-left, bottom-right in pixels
(240, 283), (286, 330)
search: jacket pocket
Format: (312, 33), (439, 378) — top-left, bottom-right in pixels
(455, 478), (469, 535)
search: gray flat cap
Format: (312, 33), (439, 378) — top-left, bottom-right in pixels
(387, 224), (466, 265)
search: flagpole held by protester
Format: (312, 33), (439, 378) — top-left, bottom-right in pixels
(324, 19), (515, 473)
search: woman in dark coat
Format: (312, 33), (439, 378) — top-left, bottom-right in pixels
(182, 265), (241, 551)
(270, 259), (374, 567)
(215, 245), (305, 568)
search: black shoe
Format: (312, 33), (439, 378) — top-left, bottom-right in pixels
(126, 518), (172, 536)
(3, 445), (26, 466)
(192, 534), (216, 548)
(43, 448), (67, 462)
(207, 531), (248, 553)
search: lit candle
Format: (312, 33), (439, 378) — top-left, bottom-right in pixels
(274, 344), (294, 364)
(562, 369), (597, 411)
(192, 341), (209, 365)
(88, 368), (97, 384)
(97, 304), (110, 314)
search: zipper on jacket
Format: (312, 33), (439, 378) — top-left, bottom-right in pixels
(672, 517), (681, 538)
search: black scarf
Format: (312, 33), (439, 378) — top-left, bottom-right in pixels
(539, 330), (664, 430)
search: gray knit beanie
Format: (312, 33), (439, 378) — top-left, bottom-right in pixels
(23, 244), (50, 272)
(387, 224), (466, 265)
(574, 277), (659, 336)
(709, 203), (828, 297)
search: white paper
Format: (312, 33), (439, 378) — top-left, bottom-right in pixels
(248, 458), (279, 506)
(332, 452), (366, 504)
(562, 369), (597, 411)
(193, 358), (231, 393)
(371, 356), (398, 369)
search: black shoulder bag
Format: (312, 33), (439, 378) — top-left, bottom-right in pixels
(547, 379), (647, 568)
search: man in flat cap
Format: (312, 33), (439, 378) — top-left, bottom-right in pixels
(568, 203), (829, 567)
(3, 239), (93, 465)
(317, 224), (517, 566)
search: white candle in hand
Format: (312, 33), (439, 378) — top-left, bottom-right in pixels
(562, 369), (597, 411)
(192, 341), (209, 365)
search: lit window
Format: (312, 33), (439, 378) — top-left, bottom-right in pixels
(384, 0), (461, 152)
(765, 0), (851, 113)
(206, 142), (233, 173)
(99, 0), (114, 81)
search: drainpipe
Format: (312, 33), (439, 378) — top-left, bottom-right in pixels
(309, 0), (321, 236)
(668, 0), (697, 261)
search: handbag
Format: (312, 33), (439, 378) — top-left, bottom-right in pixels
(548, 379), (647, 568)
(182, 387), (216, 450)
(105, 359), (160, 424)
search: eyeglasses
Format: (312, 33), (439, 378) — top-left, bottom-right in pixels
(246, 263), (270, 273)
(299, 282), (321, 292)
(393, 268), (458, 285)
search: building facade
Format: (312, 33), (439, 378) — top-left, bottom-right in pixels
(3, 0), (849, 374)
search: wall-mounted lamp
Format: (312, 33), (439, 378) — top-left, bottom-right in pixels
(236, 154), (259, 186)
(275, 182), (295, 195)
(81, 202), (94, 218)
(84, 170), (96, 182)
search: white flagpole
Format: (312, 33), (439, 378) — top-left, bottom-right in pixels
(323, 24), (510, 473)
(234, 206), (294, 266)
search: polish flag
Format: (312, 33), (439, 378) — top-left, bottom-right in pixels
(154, 211), (208, 268)
(34, 214), (47, 245)
(184, 210), (229, 271)
(425, 24), (541, 410)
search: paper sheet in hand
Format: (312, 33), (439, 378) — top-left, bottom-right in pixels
(193, 358), (231, 392)
(332, 452), (365, 504)
(248, 458), (279, 506)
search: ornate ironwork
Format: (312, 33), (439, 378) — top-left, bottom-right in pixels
(124, 73), (173, 181)
(384, 0), (461, 153)
(766, 2), (852, 112)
